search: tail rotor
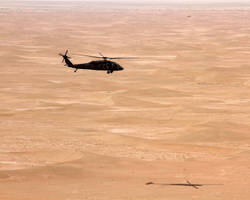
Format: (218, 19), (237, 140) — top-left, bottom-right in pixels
(59, 50), (71, 64)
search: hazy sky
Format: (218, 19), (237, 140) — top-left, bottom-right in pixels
(3, 0), (250, 6)
(5, 0), (250, 2)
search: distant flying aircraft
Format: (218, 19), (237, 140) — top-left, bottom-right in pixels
(59, 50), (137, 74)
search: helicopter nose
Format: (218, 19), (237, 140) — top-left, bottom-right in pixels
(119, 66), (124, 70)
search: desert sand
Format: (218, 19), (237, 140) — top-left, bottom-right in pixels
(1, 1), (250, 199)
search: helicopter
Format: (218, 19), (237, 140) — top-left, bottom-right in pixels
(59, 50), (137, 74)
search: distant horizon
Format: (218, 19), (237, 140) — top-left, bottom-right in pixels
(3, 0), (250, 3)
(2, 0), (250, 9)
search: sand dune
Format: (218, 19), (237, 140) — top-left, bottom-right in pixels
(1, 1), (250, 199)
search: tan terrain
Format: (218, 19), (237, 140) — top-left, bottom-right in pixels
(0, 1), (250, 199)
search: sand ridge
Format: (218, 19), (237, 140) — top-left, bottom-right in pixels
(1, 1), (250, 199)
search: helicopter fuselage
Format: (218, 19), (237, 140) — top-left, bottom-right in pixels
(74, 60), (123, 72)
(59, 50), (125, 74)
(64, 56), (123, 74)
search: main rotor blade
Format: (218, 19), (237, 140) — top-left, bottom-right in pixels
(74, 54), (140, 60)
(76, 54), (103, 58)
(108, 57), (140, 60)
(107, 55), (176, 60)
(65, 50), (68, 56)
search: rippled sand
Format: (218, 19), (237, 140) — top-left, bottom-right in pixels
(1, 1), (250, 200)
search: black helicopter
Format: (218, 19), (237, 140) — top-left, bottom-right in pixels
(59, 50), (136, 74)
